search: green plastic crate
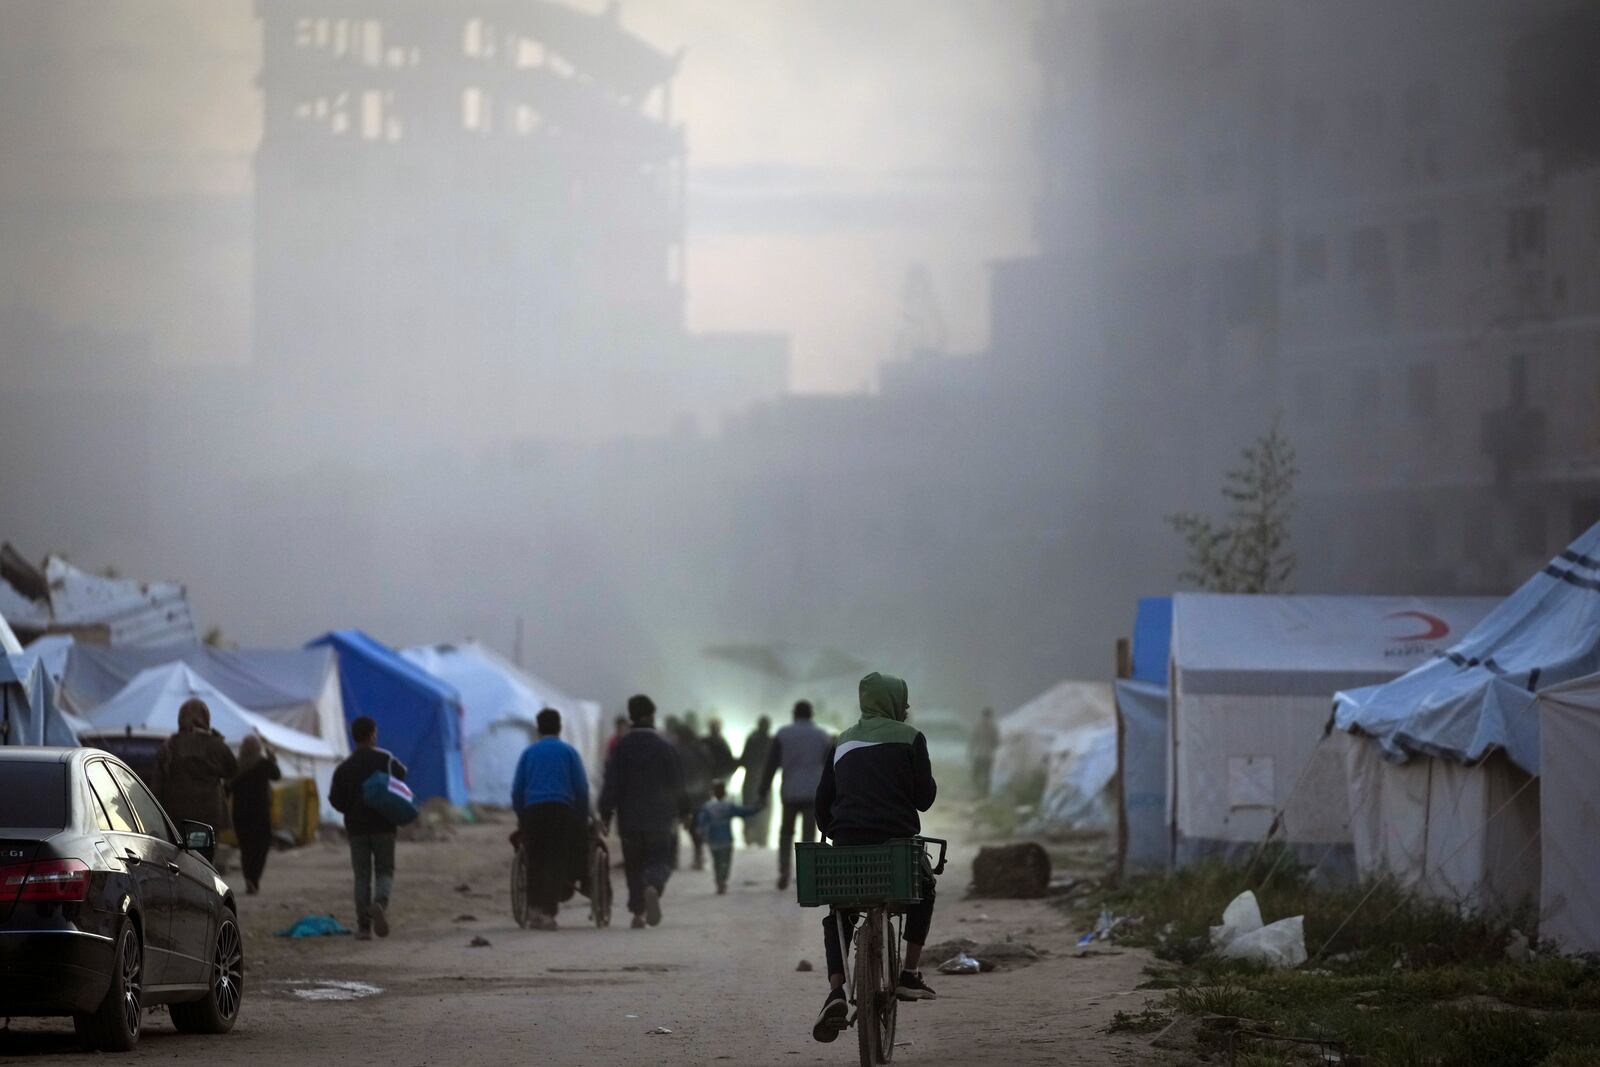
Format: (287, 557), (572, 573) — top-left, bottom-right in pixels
(794, 840), (923, 908)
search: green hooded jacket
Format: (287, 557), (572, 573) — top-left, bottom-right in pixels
(838, 672), (921, 746)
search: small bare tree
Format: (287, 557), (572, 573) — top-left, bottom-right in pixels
(1168, 415), (1299, 593)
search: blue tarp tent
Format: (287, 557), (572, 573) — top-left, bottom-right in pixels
(1130, 596), (1172, 685)
(1117, 597), (1174, 873)
(309, 631), (469, 806)
(1334, 522), (1600, 774)
(1, 653), (79, 747)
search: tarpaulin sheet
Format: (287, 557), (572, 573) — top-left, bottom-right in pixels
(310, 630), (468, 807)
(1131, 598), (1172, 686)
(992, 680), (1116, 831)
(402, 641), (603, 806)
(1334, 523), (1600, 774)
(1114, 678), (1168, 871)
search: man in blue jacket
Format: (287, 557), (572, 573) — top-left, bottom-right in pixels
(510, 708), (591, 930)
(599, 694), (688, 928)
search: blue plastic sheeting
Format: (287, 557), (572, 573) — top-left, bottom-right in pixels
(1115, 678), (1169, 871)
(309, 631), (469, 806)
(1131, 597), (1172, 685)
(275, 914), (352, 938)
(1334, 522), (1600, 775)
(0, 654), (76, 747)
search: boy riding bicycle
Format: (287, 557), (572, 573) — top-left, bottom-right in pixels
(811, 672), (939, 1043)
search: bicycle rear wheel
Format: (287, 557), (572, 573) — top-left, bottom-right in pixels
(854, 911), (881, 1067)
(881, 914), (901, 1062)
(511, 845), (530, 929)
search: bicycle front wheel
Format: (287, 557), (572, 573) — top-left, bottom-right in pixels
(854, 911), (881, 1067)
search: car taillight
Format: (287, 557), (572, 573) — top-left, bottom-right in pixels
(6, 859), (91, 903)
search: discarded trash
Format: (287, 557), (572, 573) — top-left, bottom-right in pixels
(1211, 890), (1306, 968)
(1505, 929), (1530, 963)
(625, 1014), (640, 1019)
(648, 1026), (673, 1035)
(454, 914), (478, 922)
(1209, 890), (1263, 950)
(281, 979), (382, 1002)
(275, 915), (352, 938)
(454, 882), (472, 893)
(796, 959), (814, 972)
(468, 935), (492, 948)
(1077, 906), (1126, 945)
(937, 952), (981, 975)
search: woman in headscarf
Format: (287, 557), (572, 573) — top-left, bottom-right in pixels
(231, 734), (281, 894)
(153, 698), (238, 838)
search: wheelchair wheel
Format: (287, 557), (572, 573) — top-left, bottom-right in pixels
(589, 841), (612, 928)
(511, 844), (530, 929)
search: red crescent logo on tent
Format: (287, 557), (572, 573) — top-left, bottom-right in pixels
(1387, 611), (1450, 641)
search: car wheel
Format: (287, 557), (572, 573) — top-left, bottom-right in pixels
(171, 912), (243, 1034)
(75, 920), (143, 1052)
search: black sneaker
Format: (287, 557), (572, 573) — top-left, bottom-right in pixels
(812, 988), (849, 1043)
(895, 970), (937, 1001)
(644, 886), (663, 927)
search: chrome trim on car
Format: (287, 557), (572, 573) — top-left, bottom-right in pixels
(0, 929), (115, 943)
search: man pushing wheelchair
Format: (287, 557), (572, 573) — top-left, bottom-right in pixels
(510, 707), (595, 930)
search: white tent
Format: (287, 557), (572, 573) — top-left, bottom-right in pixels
(1540, 673), (1600, 953)
(83, 663), (341, 819)
(991, 680), (1117, 831)
(1170, 593), (1498, 870)
(59, 643), (348, 752)
(402, 641), (604, 807)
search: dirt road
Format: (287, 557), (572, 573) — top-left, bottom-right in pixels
(2, 815), (1163, 1065)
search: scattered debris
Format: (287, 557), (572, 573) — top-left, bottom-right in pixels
(454, 914), (478, 922)
(274, 915), (352, 938)
(937, 952), (982, 975)
(454, 883), (473, 893)
(925, 936), (1042, 971)
(796, 959), (814, 972)
(647, 1026), (673, 1035)
(971, 842), (1052, 898)
(1211, 890), (1306, 969)
(1505, 929), (1530, 962)
(468, 935), (492, 948)
(278, 979), (383, 1002)
(1078, 906), (1126, 946)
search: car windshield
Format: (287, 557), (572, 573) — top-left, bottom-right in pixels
(0, 762), (68, 829)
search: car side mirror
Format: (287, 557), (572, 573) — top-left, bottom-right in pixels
(180, 820), (216, 861)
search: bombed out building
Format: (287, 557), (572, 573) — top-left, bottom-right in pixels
(254, 1), (782, 453)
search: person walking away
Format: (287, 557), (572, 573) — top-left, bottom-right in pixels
(673, 718), (714, 870)
(328, 716), (408, 941)
(811, 672), (940, 1042)
(759, 700), (832, 890)
(230, 734), (281, 894)
(738, 716), (774, 847)
(510, 708), (591, 930)
(153, 698), (238, 837)
(599, 695), (688, 928)
(968, 707), (1001, 797)
(703, 717), (737, 782)
(695, 779), (762, 894)
(606, 715), (629, 759)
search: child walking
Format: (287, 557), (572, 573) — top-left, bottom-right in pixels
(695, 779), (762, 894)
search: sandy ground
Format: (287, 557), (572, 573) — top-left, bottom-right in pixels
(1, 812), (1165, 1065)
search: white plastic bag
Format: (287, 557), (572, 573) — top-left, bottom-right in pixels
(1216, 915), (1307, 969)
(1209, 890), (1263, 950)
(937, 952), (981, 975)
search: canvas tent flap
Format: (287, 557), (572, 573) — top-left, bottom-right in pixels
(1539, 672), (1600, 953)
(1334, 523), (1600, 774)
(991, 681), (1116, 830)
(402, 641), (604, 806)
(1115, 678), (1168, 871)
(311, 630), (468, 807)
(0, 654), (78, 747)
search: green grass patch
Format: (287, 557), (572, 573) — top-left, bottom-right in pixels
(1097, 854), (1600, 1065)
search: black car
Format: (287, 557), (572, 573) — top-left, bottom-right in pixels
(0, 747), (243, 1051)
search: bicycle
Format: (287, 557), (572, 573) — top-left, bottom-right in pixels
(510, 817), (613, 929)
(795, 836), (948, 1066)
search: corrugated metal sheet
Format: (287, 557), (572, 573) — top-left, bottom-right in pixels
(44, 557), (198, 647)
